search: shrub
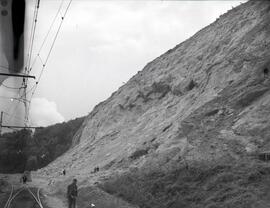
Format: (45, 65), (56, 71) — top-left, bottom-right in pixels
(99, 159), (270, 208)
(186, 80), (196, 91)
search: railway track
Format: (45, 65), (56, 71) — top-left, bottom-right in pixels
(3, 185), (44, 208)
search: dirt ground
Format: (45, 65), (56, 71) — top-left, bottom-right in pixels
(0, 173), (137, 208)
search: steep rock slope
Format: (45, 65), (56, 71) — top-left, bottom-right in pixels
(41, 0), (270, 187)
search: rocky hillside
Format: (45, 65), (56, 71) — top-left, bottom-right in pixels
(38, 1), (270, 207)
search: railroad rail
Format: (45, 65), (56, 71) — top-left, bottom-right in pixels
(3, 185), (44, 208)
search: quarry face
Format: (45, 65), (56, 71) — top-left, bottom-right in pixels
(40, 0), (270, 181)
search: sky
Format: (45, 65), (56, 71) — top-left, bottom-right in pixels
(0, 0), (245, 128)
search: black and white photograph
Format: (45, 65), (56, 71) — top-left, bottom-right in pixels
(0, 0), (270, 207)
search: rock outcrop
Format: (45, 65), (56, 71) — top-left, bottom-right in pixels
(40, 0), (270, 192)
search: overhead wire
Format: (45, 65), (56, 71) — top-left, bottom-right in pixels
(0, 96), (29, 102)
(26, 0), (40, 72)
(2, 111), (24, 123)
(24, 0), (70, 121)
(23, 0), (41, 125)
(0, 65), (11, 71)
(29, 0), (65, 71)
(2, 0), (39, 126)
(43, 0), (73, 67)
(3, 0), (73, 128)
(5, 88), (26, 124)
(25, 3), (37, 84)
(1, 83), (25, 90)
(6, 85), (32, 125)
(26, 0), (73, 120)
(4, 79), (24, 123)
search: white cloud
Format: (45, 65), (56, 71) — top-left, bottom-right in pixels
(29, 97), (65, 127)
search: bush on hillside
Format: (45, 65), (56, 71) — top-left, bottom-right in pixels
(99, 159), (270, 208)
(0, 117), (85, 173)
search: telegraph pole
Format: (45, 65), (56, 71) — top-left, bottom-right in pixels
(0, 111), (3, 135)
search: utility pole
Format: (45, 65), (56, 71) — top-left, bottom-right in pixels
(1, 125), (42, 129)
(22, 78), (29, 127)
(0, 111), (3, 136)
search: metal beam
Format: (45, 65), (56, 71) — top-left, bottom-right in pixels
(0, 72), (35, 79)
(1, 125), (42, 129)
(0, 112), (3, 135)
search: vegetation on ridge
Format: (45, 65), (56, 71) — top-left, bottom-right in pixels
(0, 116), (85, 173)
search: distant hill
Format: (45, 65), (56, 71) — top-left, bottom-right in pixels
(0, 116), (85, 173)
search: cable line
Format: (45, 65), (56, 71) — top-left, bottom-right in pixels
(26, 0), (40, 72)
(24, 0), (41, 126)
(26, 0), (38, 71)
(2, 111), (24, 123)
(30, 0), (65, 71)
(1, 83), (25, 90)
(0, 96), (29, 102)
(0, 65), (11, 71)
(3, 0), (73, 129)
(44, 0), (73, 67)
(26, 0), (73, 120)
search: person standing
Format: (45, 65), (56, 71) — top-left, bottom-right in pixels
(21, 173), (27, 184)
(20, 171), (27, 184)
(67, 179), (78, 208)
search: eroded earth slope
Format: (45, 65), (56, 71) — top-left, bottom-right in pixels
(35, 1), (270, 207)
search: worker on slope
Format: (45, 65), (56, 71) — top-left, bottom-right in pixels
(67, 178), (78, 208)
